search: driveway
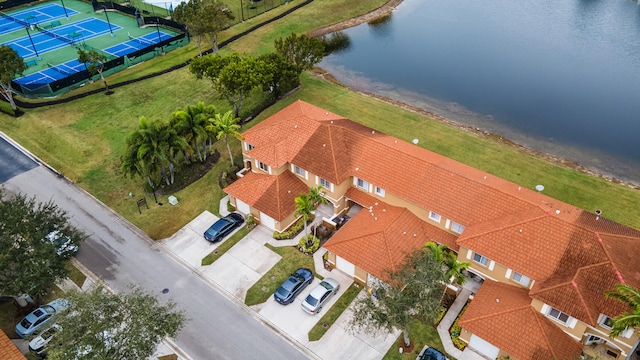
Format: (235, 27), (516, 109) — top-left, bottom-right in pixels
(162, 211), (398, 360)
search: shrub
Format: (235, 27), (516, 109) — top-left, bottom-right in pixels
(245, 214), (256, 229)
(298, 235), (320, 254)
(272, 217), (305, 239)
(226, 200), (235, 212)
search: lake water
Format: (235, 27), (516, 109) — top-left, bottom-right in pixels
(319, 0), (640, 183)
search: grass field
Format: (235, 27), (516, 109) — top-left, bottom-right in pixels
(1, 0), (639, 239)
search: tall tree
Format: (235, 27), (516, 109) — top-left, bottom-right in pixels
(349, 249), (447, 347)
(170, 102), (215, 162)
(0, 45), (26, 113)
(294, 193), (315, 243)
(214, 55), (269, 117)
(206, 110), (243, 166)
(605, 284), (640, 338)
(274, 33), (325, 73)
(174, 0), (234, 56)
(47, 285), (185, 360)
(258, 52), (300, 99)
(425, 241), (470, 285)
(77, 49), (111, 94)
(0, 190), (84, 301)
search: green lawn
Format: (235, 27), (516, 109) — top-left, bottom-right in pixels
(201, 226), (253, 265)
(65, 262), (87, 288)
(308, 282), (362, 341)
(244, 244), (320, 306)
(382, 318), (445, 360)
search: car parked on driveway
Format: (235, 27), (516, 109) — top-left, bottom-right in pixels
(416, 345), (447, 360)
(203, 213), (244, 242)
(301, 278), (340, 314)
(28, 323), (60, 355)
(16, 298), (69, 339)
(274, 268), (314, 305)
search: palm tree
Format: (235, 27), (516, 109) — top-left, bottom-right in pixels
(170, 102), (213, 162)
(294, 194), (314, 245)
(424, 241), (470, 285)
(207, 110), (243, 166)
(307, 185), (329, 207)
(605, 284), (640, 338)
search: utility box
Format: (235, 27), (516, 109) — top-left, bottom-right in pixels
(168, 196), (178, 206)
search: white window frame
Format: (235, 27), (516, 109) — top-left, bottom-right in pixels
(429, 211), (441, 223)
(547, 307), (570, 325)
(258, 161), (269, 172)
(374, 186), (385, 197)
(319, 177), (331, 189)
(473, 253), (489, 266)
(599, 314), (614, 329)
(451, 221), (465, 234)
(512, 271), (530, 286)
(294, 165), (305, 177)
(356, 178), (370, 191)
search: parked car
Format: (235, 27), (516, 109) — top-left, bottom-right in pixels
(28, 323), (60, 355)
(274, 268), (314, 305)
(301, 278), (340, 314)
(203, 213), (244, 242)
(15, 298), (69, 339)
(416, 345), (447, 360)
(46, 230), (78, 258)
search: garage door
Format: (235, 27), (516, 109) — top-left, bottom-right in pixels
(336, 256), (355, 276)
(259, 212), (276, 230)
(236, 199), (251, 214)
(469, 334), (499, 359)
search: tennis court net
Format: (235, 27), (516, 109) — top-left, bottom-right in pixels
(48, 63), (75, 76)
(0, 10), (31, 28)
(129, 34), (155, 47)
(36, 25), (75, 46)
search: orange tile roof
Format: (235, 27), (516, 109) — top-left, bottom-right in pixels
(459, 281), (583, 360)
(224, 170), (308, 221)
(0, 330), (26, 360)
(237, 100), (640, 328)
(324, 192), (457, 279)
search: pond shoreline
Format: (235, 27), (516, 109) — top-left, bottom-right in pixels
(308, 0), (640, 190)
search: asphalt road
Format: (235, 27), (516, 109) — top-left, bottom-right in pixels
(0, 135), (309, 360)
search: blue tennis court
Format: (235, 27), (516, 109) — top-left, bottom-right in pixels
(14, 58), (87, 86)
(0, 3), (79, 36)
(4, 17), (122, 59)
(104, 31), (174, 56)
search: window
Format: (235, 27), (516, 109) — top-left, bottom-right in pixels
(375, 186), (385, 197)
(258, 161), (269, 172)
(473, 253), (489, 266)
(548, 307), (570, 324)
(294, 165), (304, 176)
(246, 143), (254, 150)
(600, 315), (614, 329)
(512, 271), (530, 286)
(356, 178), (369, 191)
(451, 221), (466, 234)
(429, 211), (441, 222)
(319, 178), (331, 189)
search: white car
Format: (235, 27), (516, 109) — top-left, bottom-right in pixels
(15, 298), (69, 338)
(46, 230), (78, 258)
(28, 324), (60, 355)
(301, 278), (340, 314)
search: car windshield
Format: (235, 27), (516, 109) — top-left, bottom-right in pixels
(319, 281), (333, 290)
(20, 318), (33, 328)
(305, 294), (318, 306)
(41, 327), (57, 340)
(276, 287), (290, 296)
(422, 348), (446, 360)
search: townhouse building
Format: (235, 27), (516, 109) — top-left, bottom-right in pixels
(224, 100), (640, 359)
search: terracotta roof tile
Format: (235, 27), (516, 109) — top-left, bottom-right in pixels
(324, 196), (457, 279)
(0, 330), (26, 360)
(224, 171), (308, 221)
(459, 281), (582, 360)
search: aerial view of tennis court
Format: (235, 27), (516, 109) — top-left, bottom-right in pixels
(0, 0), (186, 97)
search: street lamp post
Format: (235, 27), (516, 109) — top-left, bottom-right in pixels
(25, 26), (40, 60)
(60, 0), (69, 19)
(103, 6), (114, 37)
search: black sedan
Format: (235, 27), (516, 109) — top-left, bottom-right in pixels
(204, 213), (244, 242)
(274, 268), (314, 305)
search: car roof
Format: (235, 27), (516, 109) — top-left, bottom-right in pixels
(309, 279), (337, 298)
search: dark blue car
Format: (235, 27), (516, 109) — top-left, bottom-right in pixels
(204, 213), (244, 242)
(417, 346), (447, 360)
(274, 268), (314, 305)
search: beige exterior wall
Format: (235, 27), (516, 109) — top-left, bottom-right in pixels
(354, 266), (368, 284)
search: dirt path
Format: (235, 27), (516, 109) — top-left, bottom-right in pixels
(307, 0), (404, 37)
